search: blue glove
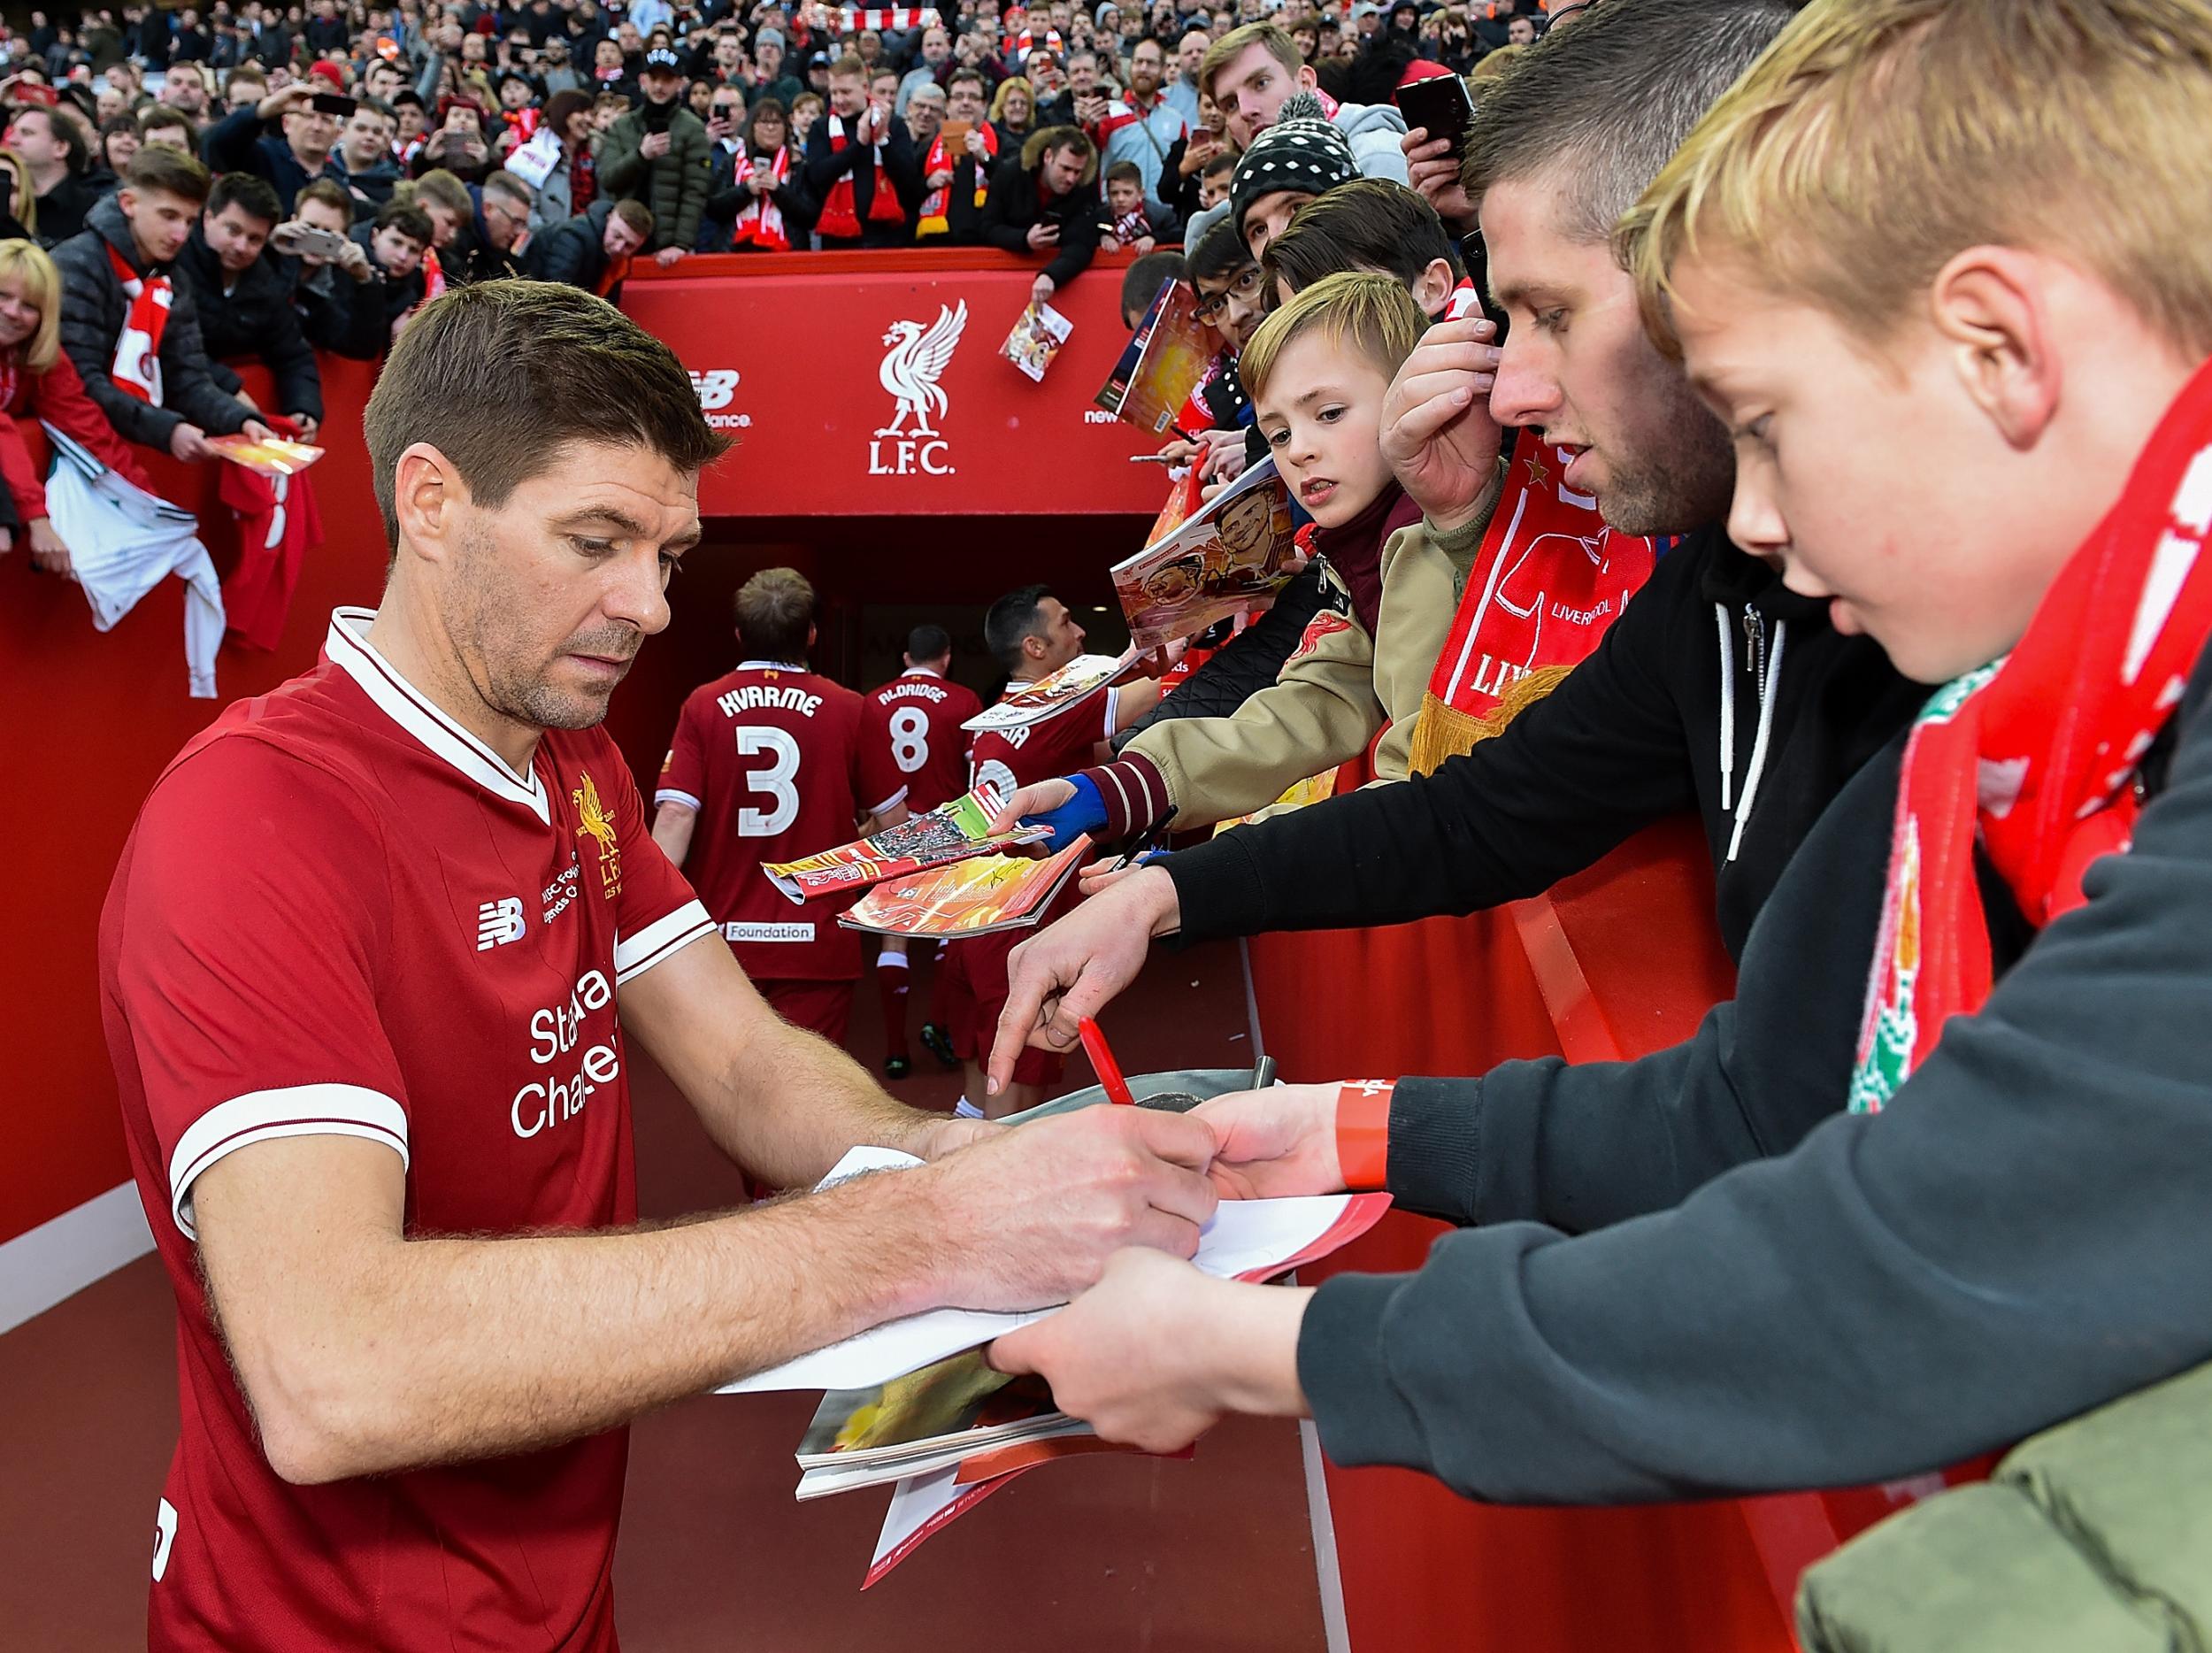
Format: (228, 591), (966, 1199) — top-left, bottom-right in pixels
(1023, 773), (1108, 852)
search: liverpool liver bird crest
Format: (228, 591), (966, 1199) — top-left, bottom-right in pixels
(876, 301), (967, 438)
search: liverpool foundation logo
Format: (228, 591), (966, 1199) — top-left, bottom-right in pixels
(871, 301), (965, 476)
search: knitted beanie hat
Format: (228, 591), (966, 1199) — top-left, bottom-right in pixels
(1230, 89), (1359, 241)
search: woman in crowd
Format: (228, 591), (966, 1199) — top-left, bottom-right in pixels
(1427, 10), (1478, 73)
(1158, 88), (1225, 227)
(528, 88), (597, 229)
(95, 114), (137, 181)
(0, 149), (35, 244)
(705, 97), (810, 253)
(0, 239), (145, 577)
(989, 74), (1035, 150)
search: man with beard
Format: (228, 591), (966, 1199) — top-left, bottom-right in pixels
(990, 0), (1925, 1082)
(1092, 35), (1186, 219)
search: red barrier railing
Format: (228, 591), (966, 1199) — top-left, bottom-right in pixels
(1248, 817), (1815, 1651)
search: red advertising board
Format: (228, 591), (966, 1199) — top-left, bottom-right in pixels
(620, 250), (1175, 519)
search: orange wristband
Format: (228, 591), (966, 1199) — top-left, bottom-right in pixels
(1335, 1080), (1394, 1190)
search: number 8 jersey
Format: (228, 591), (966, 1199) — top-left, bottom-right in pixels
(864, 663), (984, 814)
(657, 660), (907, 981)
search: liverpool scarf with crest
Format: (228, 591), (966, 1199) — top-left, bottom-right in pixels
(1849, 354), (2212, 1112)
(1406, 428), (1656, 774)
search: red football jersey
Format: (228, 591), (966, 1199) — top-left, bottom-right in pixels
(100, 608), (715, 1653)
(864, 665), (984, 814)
(656, 661), (907, 981)
(968, 678), (1122, 795)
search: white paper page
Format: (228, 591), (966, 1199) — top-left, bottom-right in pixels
(716, 1151), (1361, 1396)
(872, 1464), (964, 1570)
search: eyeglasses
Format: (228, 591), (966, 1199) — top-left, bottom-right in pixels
(1192, 263), (1263, 321)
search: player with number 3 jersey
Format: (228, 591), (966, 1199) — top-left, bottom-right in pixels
(653, 569), (908, 1044)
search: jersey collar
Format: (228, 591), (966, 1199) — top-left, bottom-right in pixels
(325, 608), (552, 825)
(736, 658), (807, 671)
(900, 665), (943, 678)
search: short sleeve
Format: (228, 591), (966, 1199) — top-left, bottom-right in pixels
(607, 742), (716, 986)
(654, 693), (708, 812)
(112, 738), (411, 1241)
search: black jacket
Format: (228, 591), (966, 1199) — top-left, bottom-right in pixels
(1168, 527), (1925, 960)
(284, 256), (387, 361)
(522, 198), (618, 290)
(1298, 637), (2211, 1505)
(35, 170), (107, 248)
(51, 195), (252, 451)
(336, 155), (404, 219)
(803, 111), (922, 247)
(979, 142), (1100, 290)
(204, 105), (347, 212)
(173, 227), (324, 422)
(347, 221), (426, 333)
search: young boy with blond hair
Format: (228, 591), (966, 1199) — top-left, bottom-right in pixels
(993, 0), (2212, 1575)
(991, 270), (1487, 849)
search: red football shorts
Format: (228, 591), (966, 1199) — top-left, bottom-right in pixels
(760, 978), (856, 1047)
(937, 931), (1066, 1090)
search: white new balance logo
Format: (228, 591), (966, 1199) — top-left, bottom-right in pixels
(477, 897), (526, 950)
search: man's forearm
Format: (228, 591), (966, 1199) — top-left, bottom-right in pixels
(691, 1013), (941, 1189)
(219, 1158), (955, 1483)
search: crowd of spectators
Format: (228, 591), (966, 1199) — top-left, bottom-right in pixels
(0, 0), (1556, 570)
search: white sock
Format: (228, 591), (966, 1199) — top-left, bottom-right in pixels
(878, 951), (910, 970)
(954, 1096), (986, 1119)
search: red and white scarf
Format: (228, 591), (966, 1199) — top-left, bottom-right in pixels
(1849, 353), (2212, 1113)
(728, 143), (794, 250)
(840, 4), (938, 28)
(818, 112), (907, 240)
(1407, 428), (1657, 773)
(917, 121), (998, 238)
(104, 243), (171, 406)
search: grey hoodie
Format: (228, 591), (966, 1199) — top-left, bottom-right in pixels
(1183, 96), (1410, 250)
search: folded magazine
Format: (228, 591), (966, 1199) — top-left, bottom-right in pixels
(1094, 276), (1211, 434)
(961, 648), (1139, 734)
(792, 1349), (1087, 1497)
(1111, 459), (1299, 651)
(1000, 299), (1072, 383)
(760, 784), (1048, 903)
(837, 836), (1090, 938)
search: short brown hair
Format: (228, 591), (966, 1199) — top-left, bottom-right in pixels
(830, 52), (867, 79)
(1623, 0), (2212, 363)
(1462, 0), (1795, 246)
(733, 567), (816, 661)
(482, 168), (535, 211)
(408, 167), (473, 222)
(293, 177), (354, 219)
(611, 198), (655, 238)
(362, 281), (730, 550)
(1198, 22), (1300, 100)
(124, 144), (211, 204)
